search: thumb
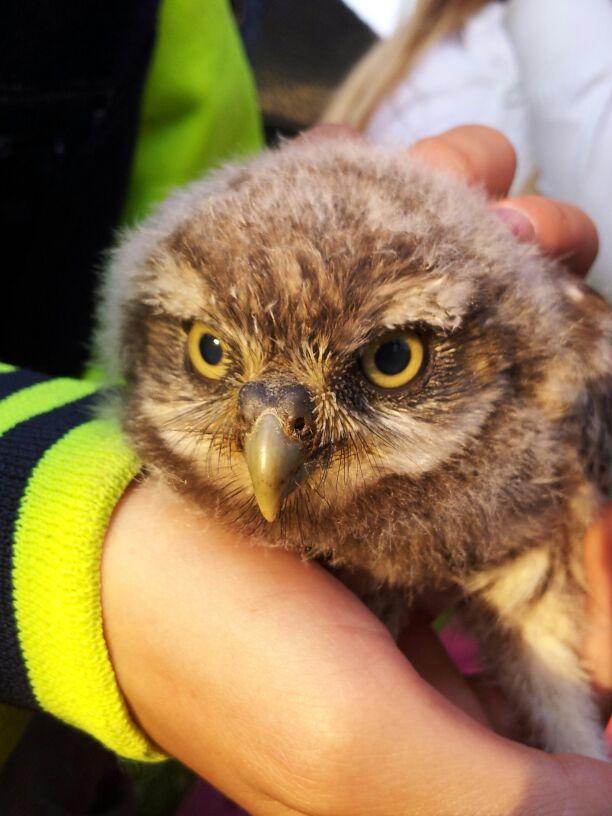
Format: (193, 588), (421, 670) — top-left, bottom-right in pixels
(584, 501), (612, 715)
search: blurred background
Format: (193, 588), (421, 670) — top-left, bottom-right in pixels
(238, 0), (383, 139)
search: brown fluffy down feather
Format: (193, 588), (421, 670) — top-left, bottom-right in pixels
(96, 138), (612, 758)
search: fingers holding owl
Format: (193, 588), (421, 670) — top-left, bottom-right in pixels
(584, 501), (612, 714)
(411, 125), (600, 276)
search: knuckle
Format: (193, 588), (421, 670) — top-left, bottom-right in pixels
(411, 135), (478, 184)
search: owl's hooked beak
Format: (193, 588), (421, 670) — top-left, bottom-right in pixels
(239, 381), (312, 522)
(244, 414), (308, 522)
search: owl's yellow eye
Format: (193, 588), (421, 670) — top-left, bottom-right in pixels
(187, 322), (229, 380)
(360, 330), (425, 389)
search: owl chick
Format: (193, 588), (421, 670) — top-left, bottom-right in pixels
(96, 137), (611, 760)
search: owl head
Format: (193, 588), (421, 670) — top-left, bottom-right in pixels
(97, 138), (610, 576)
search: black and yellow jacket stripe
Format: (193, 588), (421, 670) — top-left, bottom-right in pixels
(0, 364), (158, 761)
(0, 0), (262, 782)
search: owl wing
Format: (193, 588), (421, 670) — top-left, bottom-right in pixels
(580, 376), (612, 496)
(560, 281), (612, 496)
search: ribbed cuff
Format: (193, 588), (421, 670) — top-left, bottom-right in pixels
(12, 418), (164, 761)
(0, 368), (163, 762)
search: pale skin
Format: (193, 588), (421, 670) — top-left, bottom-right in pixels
(102, 126), (612, 816)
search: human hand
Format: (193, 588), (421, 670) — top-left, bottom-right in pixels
(584, 503), (612, 715)
(102, 126), (611, 816)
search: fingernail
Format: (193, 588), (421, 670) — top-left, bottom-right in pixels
(492, 207), (536, 243)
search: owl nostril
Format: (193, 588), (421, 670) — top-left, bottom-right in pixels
(292, 416), (306, 434)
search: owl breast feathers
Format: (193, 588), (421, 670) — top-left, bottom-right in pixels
(98, 137), (612, 758)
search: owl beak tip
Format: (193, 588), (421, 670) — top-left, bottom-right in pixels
(243, 413), (307, 523)
(259, 500), (282, 524)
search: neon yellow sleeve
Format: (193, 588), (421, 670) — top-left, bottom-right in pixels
(124, 0), (263, 223)
(0, 369), (162, 760)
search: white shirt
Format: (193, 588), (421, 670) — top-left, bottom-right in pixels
(366, 0), (612, 298)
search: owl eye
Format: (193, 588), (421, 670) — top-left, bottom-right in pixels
(360, 329), (425, 389)
(187, 322), (229, 380)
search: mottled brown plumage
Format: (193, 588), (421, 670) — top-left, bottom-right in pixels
(97, 138), (612, 758)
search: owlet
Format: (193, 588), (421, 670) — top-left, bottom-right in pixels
(96, 136), (611, 760)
